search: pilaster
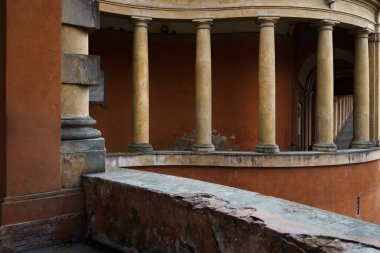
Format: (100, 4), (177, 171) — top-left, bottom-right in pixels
(369, 32), (380, 146)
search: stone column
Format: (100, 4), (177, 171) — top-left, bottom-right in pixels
(61, 0), (105, 188)
(129, 17), (153, 153)
(256, 17), (279, 153)
(351, 28), (372, 149)
(192, 19), (215, 152)
(369, 32), (380, 146)
(342, 96), (345, 122)
(334, 97), (338, 138)
(313, 20), (337, 152)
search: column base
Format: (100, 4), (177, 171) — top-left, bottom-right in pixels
(61, 117), (101, 141)
(370, 140), (380, 147)
(192, 144), (215, 152)
(129, 143), (153, 153)
(350, 140), (373, 149)
(256, 144), (279, 153)
(312, 142), (337, 152)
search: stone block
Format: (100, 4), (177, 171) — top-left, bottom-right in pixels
(89, 70), (105, 104)
(62, 54), (102, 86)
(62, 0), (99, 30)
(61, 138), (105, 189)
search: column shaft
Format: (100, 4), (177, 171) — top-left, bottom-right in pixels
(351, 29), (372, 149)
(61, 25), (89, 118)
(192, 19), (215, 152)
(256, 17), (279, 153)
(129, 17), (153, 153)
(313, 20), (337, 151)
(334, 98), (338, 138)
(369, 33), (380, 146)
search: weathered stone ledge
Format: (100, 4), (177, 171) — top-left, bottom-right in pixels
(106, 148), (380, 168)
(83, 169), (380, 252)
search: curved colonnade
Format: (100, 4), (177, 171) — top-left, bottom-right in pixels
(89, 0), (380, 223)
(97, 0), (380, 153)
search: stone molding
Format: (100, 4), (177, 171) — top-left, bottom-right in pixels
(107, 148), (380, 169)
(62, 0), (100, 29)
(100, 0), (378, 29)
(1, 188), (83, 225)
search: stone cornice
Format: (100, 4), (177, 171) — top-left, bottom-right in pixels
(100, 0), (377, 29)
(347, 0), (380, 12)
(101, 0), (379, 11)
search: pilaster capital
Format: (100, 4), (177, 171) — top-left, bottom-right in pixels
(369, 33), (380, 42)
(351, 27), (373, 38)
(257, 16), (279, 28)
(193, 19), (213, 29)
(312, 19), (339, 31)
(130, 16), (152, 28)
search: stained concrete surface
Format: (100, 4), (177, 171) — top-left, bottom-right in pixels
(84, 169), (380, 252)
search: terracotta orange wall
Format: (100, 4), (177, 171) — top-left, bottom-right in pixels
(5, 0), (61, 197)
(139, 161), (380, 225)
(0, 0), (6, 223)
(90, 31), (295, 152)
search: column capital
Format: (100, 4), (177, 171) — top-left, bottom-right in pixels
(312, 19), (339, 31)
(193, 19), (213, 29)
(351, 27), (372, 38)
(257, 16), (279, 27)
(130, 16), (152, 28)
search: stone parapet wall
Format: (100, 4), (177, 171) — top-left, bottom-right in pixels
(83, 169), (380, 252)
(107, 148), (380, 168)
(106, 152), (380, 225)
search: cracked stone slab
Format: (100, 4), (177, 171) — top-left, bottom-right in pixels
(83, 169), (380, 252)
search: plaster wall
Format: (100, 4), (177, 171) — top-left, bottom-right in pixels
(0, 2), (89, 250)
(5, 0), (61, 196)
(139, 161), (380, 225)
(0, 0), (6, 224)
(90, 30), (294, 151)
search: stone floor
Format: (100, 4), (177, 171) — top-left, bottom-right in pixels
(24, 242), (120, 253)
(335, 113), (353, 149)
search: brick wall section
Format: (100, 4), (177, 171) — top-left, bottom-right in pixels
(83, 170), (380, 253)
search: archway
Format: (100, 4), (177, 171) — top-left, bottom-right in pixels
(296, 48), (354, 150)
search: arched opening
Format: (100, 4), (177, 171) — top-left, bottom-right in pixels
(296, 48), (354, 151)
